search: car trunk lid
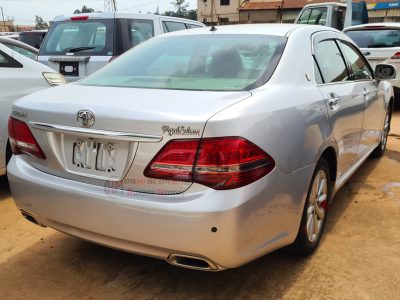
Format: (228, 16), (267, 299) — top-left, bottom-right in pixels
(12, 84), (252, 194)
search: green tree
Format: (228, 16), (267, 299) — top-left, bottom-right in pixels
(186, 9), (197, 20)
(74, 5), (95, 14)
(34, 15), (49, 30)
(171, 0), (189, 17)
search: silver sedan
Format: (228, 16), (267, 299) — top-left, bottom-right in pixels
(7, 24), (396, 271)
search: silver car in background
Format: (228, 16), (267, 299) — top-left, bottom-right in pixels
(7, 24), (395, 271)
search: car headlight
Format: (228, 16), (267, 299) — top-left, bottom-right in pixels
(42, 72), (67, 86)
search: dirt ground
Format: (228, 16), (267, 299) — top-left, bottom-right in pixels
(1, 114), (400, 300)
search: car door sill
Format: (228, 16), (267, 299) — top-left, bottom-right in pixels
(333, 146), (377, 196)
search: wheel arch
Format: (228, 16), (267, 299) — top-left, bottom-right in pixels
(319, 146), (337, 192)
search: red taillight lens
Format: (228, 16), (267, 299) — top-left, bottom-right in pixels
(391, 52), (400, 59)
(144, 137), (275, 190)
(144, 139), (198, 182)
(194, 137), (275, 190)
(8, 117), (46, 159)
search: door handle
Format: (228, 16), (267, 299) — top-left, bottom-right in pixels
(328, 96), (341, 109)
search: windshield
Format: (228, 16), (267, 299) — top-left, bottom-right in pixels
(80, 35), (287, 91)
(346, 29), (400, 48)
(4, 43), (37, 60)
(40, 19), (114, 56)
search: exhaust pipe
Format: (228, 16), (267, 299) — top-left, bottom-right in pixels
(167, 253), (219, 271)
(20, 210), (45, 227)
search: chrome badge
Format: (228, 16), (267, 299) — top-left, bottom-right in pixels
(76, 110), (95, 128)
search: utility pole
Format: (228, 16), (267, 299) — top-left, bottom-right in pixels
(104, 0), (117, 12)
(1, 6), (6, 32)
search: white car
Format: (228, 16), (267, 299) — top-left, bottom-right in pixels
(344, 23), (400, 108)
(0, 43), (65, 176)
(38, 12), (205, 82)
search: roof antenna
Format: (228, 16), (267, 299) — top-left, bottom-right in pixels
(210, 24), (217, 31)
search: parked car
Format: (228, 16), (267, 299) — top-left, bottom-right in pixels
(18, 30), (47, 49)
(344, 23), (400, 108)
(38, 12), (205, 82)
(7, 24), (395, 271)
(0, 43), (65, 177)
(0, 37), (38, 60)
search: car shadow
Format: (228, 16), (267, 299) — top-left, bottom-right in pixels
(0, 176), (10, 201)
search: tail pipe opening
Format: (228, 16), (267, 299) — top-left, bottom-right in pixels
(20, 210), (45, 227)
(167, 253), (220, 271)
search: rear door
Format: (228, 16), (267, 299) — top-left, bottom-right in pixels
(38, 17), (114, 81)
(313, 32), (365, 178)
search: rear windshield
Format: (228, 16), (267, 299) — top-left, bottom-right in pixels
(346, 29), (400, 48)
(19, 32), (46, 49)
(80, 35), (287, 91)
(39, 19), (114, 56)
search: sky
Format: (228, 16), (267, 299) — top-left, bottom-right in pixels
(0, 0), (197, 25)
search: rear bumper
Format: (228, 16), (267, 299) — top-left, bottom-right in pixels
(7, 156), (314, 269)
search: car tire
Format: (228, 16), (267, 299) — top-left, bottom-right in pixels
(370, 107), (392, 158)
(287, 158), (331, 256)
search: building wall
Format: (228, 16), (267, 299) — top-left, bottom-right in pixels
(197, 0), (241, 23)
(0, 21), (14, 32)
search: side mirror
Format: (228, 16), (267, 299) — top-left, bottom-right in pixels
(375, 64), (397, 80)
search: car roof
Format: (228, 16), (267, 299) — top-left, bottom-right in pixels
(156, 24), (339, 38)
(303, 2), (347, 8)
(0, 37), (39, 53)
(53, 12), (204, 26)
(344, 22), (400, 31)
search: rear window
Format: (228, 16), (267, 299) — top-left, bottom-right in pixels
(346, 29), (400, 48)
(39, 19), (114, 56)
(19, 32), (46, 49)
(80, 34), (287, 91)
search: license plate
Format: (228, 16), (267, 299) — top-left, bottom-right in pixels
(73, 139), (117, 173)
(60, 62), (79, 76)
(60, 136), (134, 181)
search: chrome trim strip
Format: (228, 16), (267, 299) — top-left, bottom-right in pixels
(30, 122), (162, 143)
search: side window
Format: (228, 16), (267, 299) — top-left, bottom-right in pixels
(128, 19), (154, 48)
(338, 41), (373, 80)
(162, 21), (187, 33)
(0, 50), (23, 68)
(298, 8), (327, 25)
(314, 40), (349, 83)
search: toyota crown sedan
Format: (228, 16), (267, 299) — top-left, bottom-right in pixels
(7, 24), (396, 271)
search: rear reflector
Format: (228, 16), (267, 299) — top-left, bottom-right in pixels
(71, 15), (89, 21)
(144, 137), (275, 190)
(8, 117), (46, 159)
(391, 52), (400, 59)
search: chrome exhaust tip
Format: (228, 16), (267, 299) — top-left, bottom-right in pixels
(167, 253), (219, 271)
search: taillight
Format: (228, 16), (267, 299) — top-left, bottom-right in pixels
(391, 52), (400, 59)
(8, 117), (46, 159)
(144, 137), (275, 190)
